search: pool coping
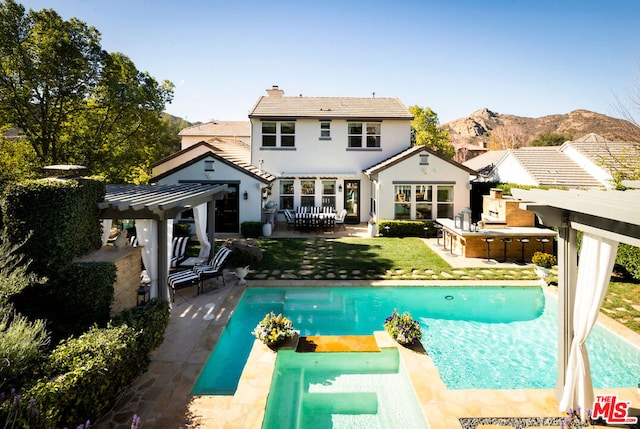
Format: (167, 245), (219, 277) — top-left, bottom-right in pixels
(186, 281), (640, 428)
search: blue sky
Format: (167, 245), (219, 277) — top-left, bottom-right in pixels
(18, 0), (640, 124)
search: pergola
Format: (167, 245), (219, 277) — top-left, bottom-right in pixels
(98, 183), (229, 301)
(511, 186), (640, 414)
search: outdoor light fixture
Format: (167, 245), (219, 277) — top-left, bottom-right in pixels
(338, 185), (343, 192)
(243, 191), (248, 200)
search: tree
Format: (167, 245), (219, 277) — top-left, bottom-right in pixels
(530, 132), (573, 147)
(0, 0), (103, 165)
(487, 123), (526, 150)
(0, 1), (175, 183)
(409, 105), (455, 158)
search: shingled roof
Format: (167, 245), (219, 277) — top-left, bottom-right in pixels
(249, 94), (413, 120)
(178, 121), (250, 137)
(506, 147), (602, 188)
(561, 133), (639, 177)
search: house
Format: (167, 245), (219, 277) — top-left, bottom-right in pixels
(248, 86), (476, 225)
(468, 133), (638, 189)
(157, 86), (476, 233)
(150, 139), (275, 233)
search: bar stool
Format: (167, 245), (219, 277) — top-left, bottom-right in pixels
(501, 238), (512, 262)
(537, 237), (550, 253)
(435, 224), (443, 245)
(482, 237), (494, 261)
(518, 238), (530, 263)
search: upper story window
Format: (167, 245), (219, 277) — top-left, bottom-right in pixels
(320, 122), (331, 140)
(262, 121), (296, 147)
(348, 122), (381, 148)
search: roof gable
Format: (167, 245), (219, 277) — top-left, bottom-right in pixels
(151, 141), (274, 183)
(364, 145), (477, 176)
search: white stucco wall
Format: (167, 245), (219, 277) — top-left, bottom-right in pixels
(374, 153), (472, 221)
(251, 118), (411, 176)
(250, 118), (411, 223)
(493, 154), (538, 186)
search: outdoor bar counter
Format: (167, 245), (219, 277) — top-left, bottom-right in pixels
(435, 218), (557, 262)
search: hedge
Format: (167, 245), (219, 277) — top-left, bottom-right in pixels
(377, 220), (435, 238)
(3, 299), (170, 428)
(2, 178), (105, 277)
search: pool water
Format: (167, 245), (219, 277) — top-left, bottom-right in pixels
(191, 286), (640, 395)
(263, 349), (429, 429)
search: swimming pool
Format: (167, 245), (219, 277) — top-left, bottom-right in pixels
(191, 286), (640, 395)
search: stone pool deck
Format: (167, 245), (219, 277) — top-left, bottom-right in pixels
(94, 274), (640, 429)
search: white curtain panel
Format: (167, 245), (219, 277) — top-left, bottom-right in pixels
(101, 219), (113, 246)
(559, 233), (619, 416)
(193, 203), (211, 258)
(136, 220), (158, 299)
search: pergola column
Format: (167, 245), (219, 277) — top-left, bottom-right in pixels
(555, 222), (578, 400)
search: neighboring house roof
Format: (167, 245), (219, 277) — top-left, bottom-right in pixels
(151, 140), (275, 183)
(463, 150), (505, 174)
(249, 94), (413, 120)
(497, 147), (602, 188)
(2, 127), (25, 140)
(178, 121), (250, 137)
(561, 133), (638, 177)
(363, 145), (477, 177)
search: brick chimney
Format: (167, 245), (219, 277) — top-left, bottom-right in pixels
(266, 85), (284, 97)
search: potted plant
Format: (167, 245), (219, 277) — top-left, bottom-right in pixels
(367, 218), (378, 237)
(384, 309), (422, 345)
(531, 251), (557, 279)
(251, 312), (295, 347)
(227, 246), (257, 285)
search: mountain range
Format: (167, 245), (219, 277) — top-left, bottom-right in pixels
(440, 108), (638, 148)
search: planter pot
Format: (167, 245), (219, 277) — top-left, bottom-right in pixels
(262, 222), (272, 237)
(534, 266), (550, 279)
(234, 265), (250, 285)
(367, 223), (378, 237)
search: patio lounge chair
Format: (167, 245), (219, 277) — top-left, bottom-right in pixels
(167, 245), (232, 302)
(192, 245), (233, 293)
(284, 209), (295, 230)
(335, 209), (347, 230)
(170, 236), (189, 269)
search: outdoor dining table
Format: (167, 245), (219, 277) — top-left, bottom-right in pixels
(294, 212), (336, 232)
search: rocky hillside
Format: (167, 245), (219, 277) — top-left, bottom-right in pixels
(441, 108), (638, 147)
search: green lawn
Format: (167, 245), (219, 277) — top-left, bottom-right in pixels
(250, 237), (538, 281)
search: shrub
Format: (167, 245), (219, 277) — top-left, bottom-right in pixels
(241, 221), (262, 238)
(616, 244), (640, 281)
(0, 311), (49, 391)
(377, 220), (434, 238)
(28, 324), (140, 427)
(532, 251), (557, 268)
(13, 299), (170, 428)
(173, 222), (191, 237)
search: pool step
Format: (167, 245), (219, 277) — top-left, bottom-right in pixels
(302, 391), (378, 414)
